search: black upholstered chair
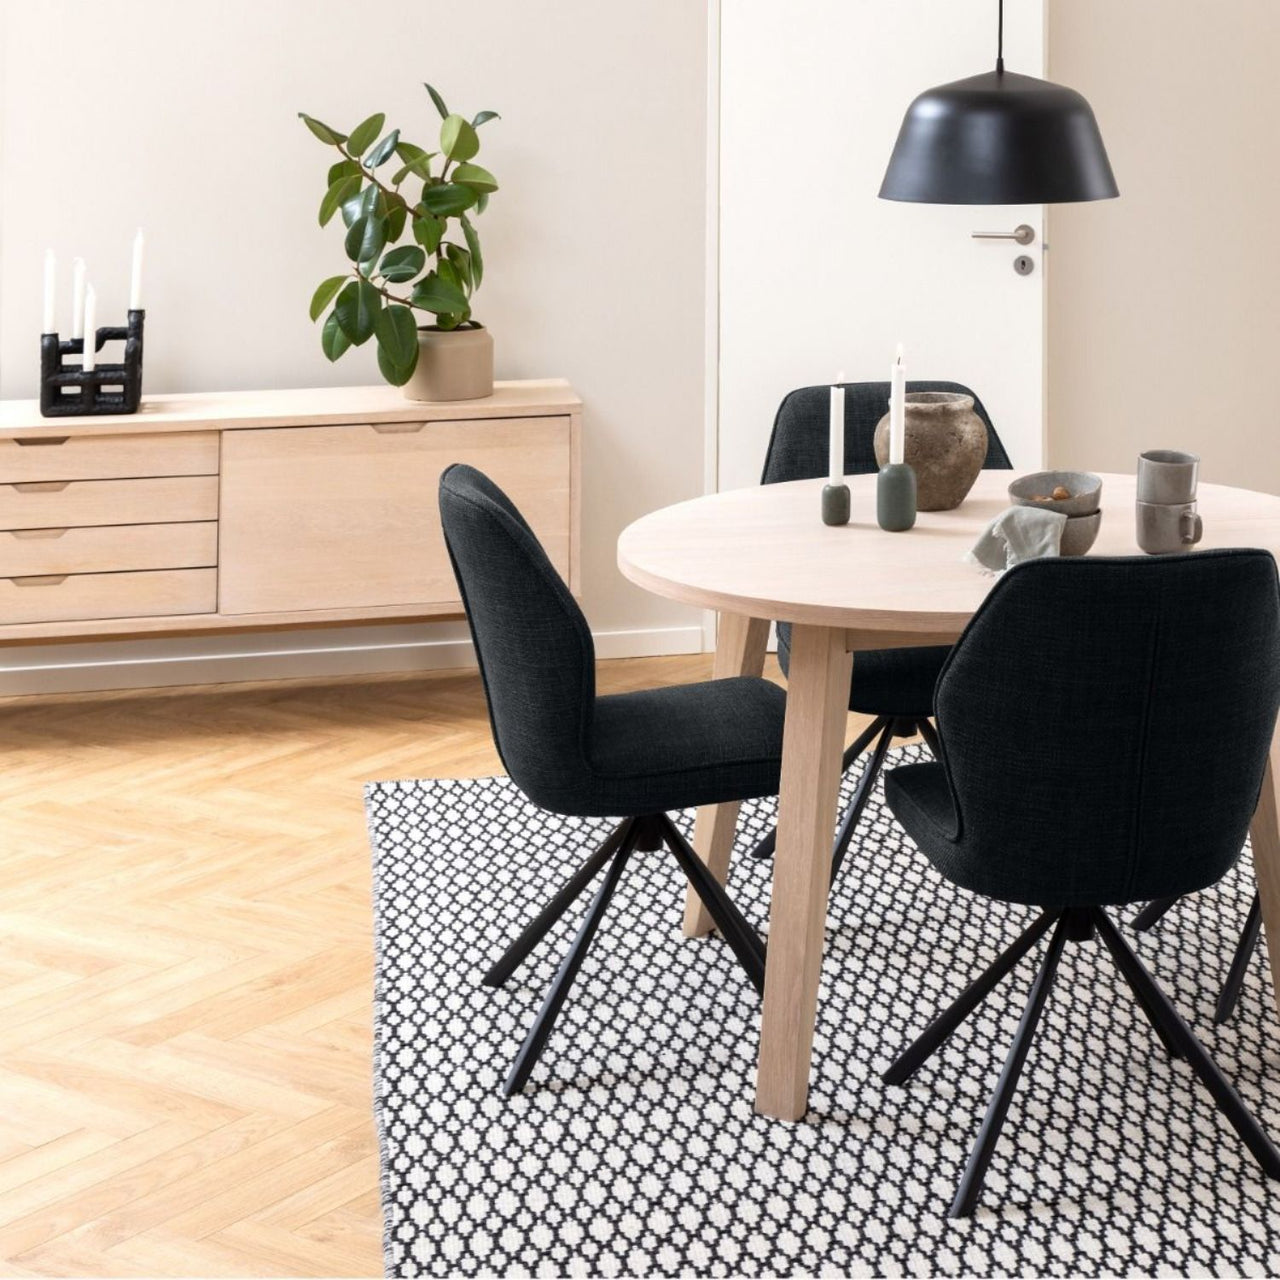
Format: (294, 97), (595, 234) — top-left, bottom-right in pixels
(880, 550), (1280, 1217)
(438, 464), (780, 1095)
(752, 380), (1012, 881)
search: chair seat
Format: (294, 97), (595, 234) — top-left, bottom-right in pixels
(583, 677), (786, 816)
(777, 622), (946, 717)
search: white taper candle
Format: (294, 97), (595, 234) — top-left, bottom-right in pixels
(82, 285), (97, 372)
(829, 373), (846, 485)
(129, 228), (145, 311)
(42, 250), (56, 333)
(71, 258), (87, 340)
(889, 344), (906, 466)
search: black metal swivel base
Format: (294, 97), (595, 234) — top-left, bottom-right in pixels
(484, 813), (767, 1096)
(1134, 891), (1265, 1024)
(883, 906), (1280, 1218)
(750, 715), (930, 882)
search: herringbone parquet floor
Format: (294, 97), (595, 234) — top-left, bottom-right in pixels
(2, 653), (830, 1277)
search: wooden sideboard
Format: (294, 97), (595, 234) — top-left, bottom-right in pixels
(0, 380), (581, 644)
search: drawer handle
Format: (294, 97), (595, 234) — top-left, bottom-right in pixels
(371, 422), (426, 434)
(9, 527), (68, 540)
(12, 480), (71, 493)
(10, 574), (67, 587)
(12, 436), (70, 447)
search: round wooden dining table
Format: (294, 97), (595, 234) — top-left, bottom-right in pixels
(618, 470), (1280, 1121)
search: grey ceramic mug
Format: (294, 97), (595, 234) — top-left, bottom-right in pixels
(1137, 449), (1199, 504)
(1136, 500), (1203, 554)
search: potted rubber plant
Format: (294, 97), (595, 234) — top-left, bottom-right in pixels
(300, 83), (499, 401)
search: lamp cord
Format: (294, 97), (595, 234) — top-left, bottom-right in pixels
(996, 0), (1005, 73)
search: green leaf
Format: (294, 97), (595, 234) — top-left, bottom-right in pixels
(391, 142), (434, 184)
(451, 162), (498, 193)
(299, 113), (347, 145)
(412, 213), (444, 253)
(333, 278), (380, 345)
(327, 158), (361, 186)
(378, 341), (417, 386)
(385, 203), (407, 243)
(346, 112), (385, 157)
(379, 244), (426, 283)
(444, 243), (472, 292)
(440, 114), (479, 162)
(436, 311), (464, 331)
(321, 311), (351, 361)
(364, 128), (400, 169)
(375, 303), (419, 368)
(411, 271), (470, 315)
(309, 275), (348, 322)
(472, 110), (501, 128)
(460, 216), (483, 288)
(344, 213), (387, 265)
(475, 192), (489, 215)
(424, 83), (450, 119)
(318, 173), (361, 227)
(437, 257), (465, 296)
(420, 182), (477, 216)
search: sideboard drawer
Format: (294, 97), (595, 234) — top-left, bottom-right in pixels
(0, 475), (219, 531)
(0, 521), (217, 578)
(0, 568), (216, 625)
(0, 431), (219, 483)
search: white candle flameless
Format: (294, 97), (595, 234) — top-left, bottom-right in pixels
(82, 285), (97, 372)
(71, 258), (87, 340)
(129, 229), (145, 311)
(828, 371), (846, 485)
(889, 344), (906, 466)
(42, 250), (56, 334)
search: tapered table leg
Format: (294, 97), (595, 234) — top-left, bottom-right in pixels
(683, 612), (769, 937)
(1250, 723), (1280, 1015)
(755, 623), (853, 1119)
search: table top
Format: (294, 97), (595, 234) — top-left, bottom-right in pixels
(617, 471), (1280, 634)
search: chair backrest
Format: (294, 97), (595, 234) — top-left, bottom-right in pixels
(438, 464), (595, 809)
(934, 550), (1280, 906)
(760, 380), (1010, 486)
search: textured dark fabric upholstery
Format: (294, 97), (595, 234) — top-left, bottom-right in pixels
(884, 550), (1280, 907)
(765, 381), (1010, 717)
(439, 464), (786, 818)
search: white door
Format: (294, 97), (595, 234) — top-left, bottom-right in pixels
(717, 0), (1047, 493)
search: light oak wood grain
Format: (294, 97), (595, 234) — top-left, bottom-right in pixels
(0, 523), (217, 578)
(0, 432), (218, 483)
(0, 569), (216, 625)
(0, 476), (218, 533)
(218, 418), (572, 615)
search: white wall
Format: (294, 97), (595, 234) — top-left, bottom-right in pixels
(0, 0), (709, 692)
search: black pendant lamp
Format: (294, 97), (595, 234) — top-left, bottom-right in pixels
(879, 0), (1118, 204)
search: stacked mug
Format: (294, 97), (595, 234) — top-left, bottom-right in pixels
(1136, 450), (1204, 554)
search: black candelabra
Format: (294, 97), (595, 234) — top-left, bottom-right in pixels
(39, 309), (145, 418)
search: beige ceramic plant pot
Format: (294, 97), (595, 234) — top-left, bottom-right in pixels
(403, 325), (494, 402)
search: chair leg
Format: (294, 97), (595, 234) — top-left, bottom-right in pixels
(657, 813), (766, 995)
(883, 909), (1058, 1086)
(1091, 908), (1280, 1178)
(1216, 891), (1263, 1025)
(829, 718), (897, 884)
(916, 716), (942, 759)
(949, 913), (1071, 1218)
(484, 817), (637, 988)
(1132, 894), (1180, 932)
(504, 832), (637, 1096)
(749, 716), (888, 861)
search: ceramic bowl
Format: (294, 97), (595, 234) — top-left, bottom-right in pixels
(1008, 470), (1103, 518)
(1060, 509), (1102, 557)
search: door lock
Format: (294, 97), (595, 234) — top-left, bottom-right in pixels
(1013, 254), (1035, 276)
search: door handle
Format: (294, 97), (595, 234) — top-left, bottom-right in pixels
(9, 528), (68, 539)
(972, 224), (1035, 246)
(12, 437), (69, 447)
(11, 481), (71, 493)
(10, 574), (68, 587)
(371, 422), (426, 434)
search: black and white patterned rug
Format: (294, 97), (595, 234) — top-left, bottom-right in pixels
(366, 745), (1280, 1278)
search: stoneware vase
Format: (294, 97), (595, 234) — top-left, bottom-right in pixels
(403, 325), (494, 402)
(873, 391), (988, 511)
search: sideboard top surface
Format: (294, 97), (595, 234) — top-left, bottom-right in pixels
(0, 379), (580, 439)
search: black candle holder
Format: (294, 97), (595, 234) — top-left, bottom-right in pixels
(39, 309), (145, 418)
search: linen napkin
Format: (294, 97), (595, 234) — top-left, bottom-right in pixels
(965, 504), (1068, 575)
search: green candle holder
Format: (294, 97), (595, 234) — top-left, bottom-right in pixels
(877, 463), (917, 531)
(821, 482), (850, 526)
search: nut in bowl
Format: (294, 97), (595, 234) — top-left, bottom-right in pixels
(1008, 470), (1103, 518)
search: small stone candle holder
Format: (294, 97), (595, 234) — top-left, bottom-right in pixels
(39, 309), (145, 418)
(821, 482), (850, 526)
(877, 463), (917, 532)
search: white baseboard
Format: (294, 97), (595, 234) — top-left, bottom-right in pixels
(0, 624), (707, 697)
